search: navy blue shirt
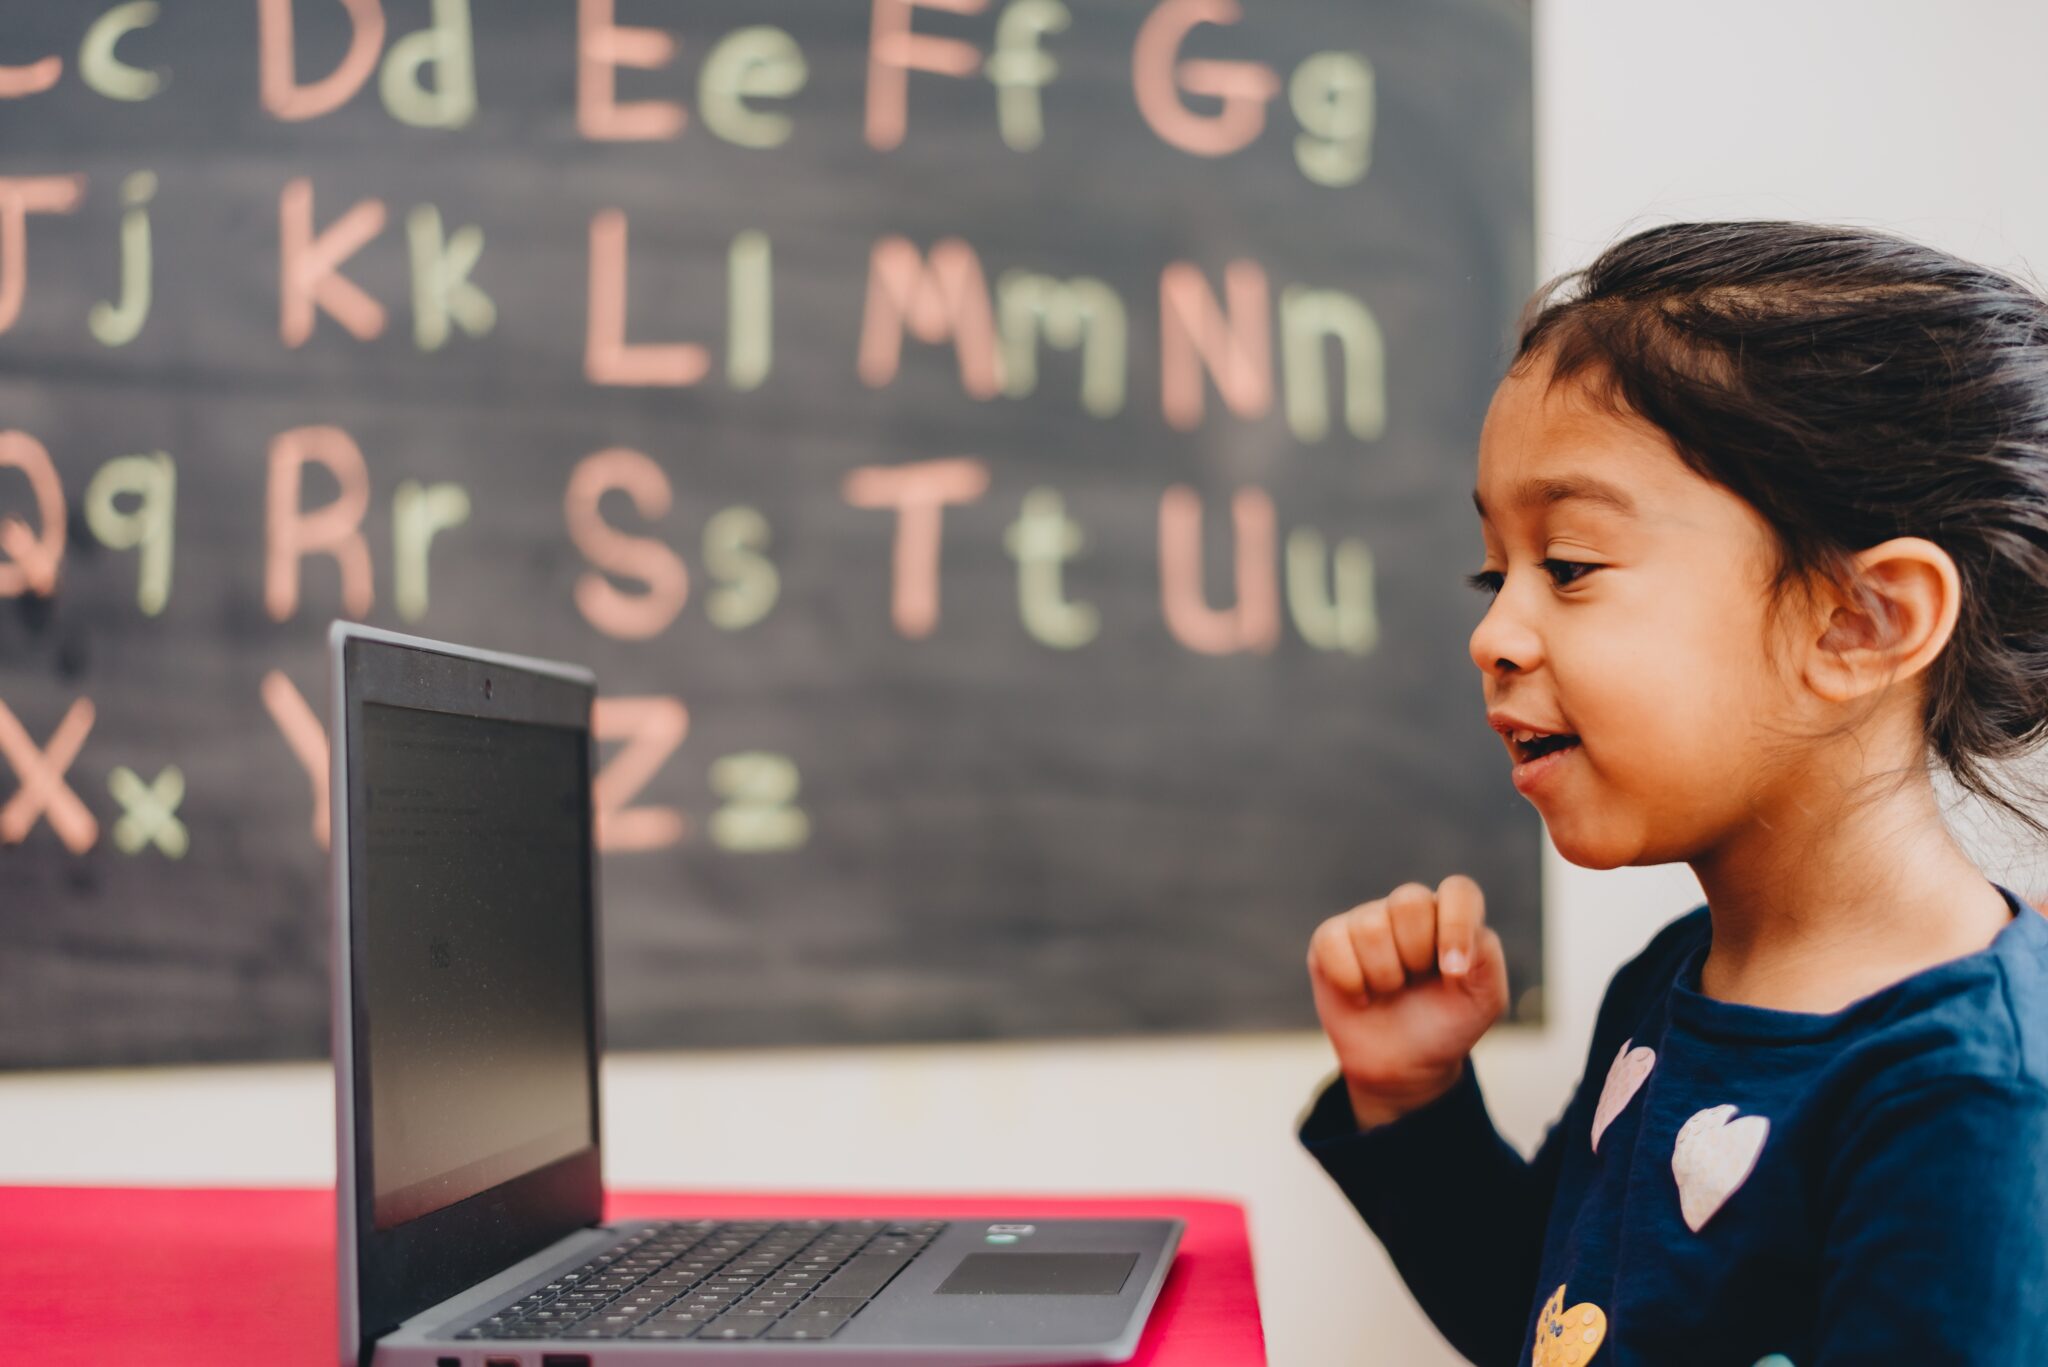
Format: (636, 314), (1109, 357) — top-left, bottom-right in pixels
(1298, 882), (2048, 1366)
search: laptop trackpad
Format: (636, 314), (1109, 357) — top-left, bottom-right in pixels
(934, 1252), (1138, 1296)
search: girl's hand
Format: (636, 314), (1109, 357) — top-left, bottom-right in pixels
(1306, 873), (1510, 1129)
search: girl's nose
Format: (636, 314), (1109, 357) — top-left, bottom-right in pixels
(1469, 594), (1542, 679)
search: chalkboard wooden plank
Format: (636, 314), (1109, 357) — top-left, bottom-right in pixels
(0, 0), (1537, 1068)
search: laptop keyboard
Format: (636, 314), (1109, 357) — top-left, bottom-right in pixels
(455, 1218), (949, 1343)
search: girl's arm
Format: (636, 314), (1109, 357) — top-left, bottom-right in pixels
(1298, 1057), (1571, 1366)
(1297, 898), (1705, 1364)
(1298, 875), (1528, 1361)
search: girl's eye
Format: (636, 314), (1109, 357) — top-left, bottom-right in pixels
(1463, 560), (1598, 598)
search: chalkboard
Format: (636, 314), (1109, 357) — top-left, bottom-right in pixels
(0, 0), (1537, 1068)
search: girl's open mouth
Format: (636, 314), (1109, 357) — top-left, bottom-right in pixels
(1514, 731), (1579, 762)
(1511, 733), (1581, 792)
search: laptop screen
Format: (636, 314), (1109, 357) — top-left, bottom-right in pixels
(359, 700), (595, 1230)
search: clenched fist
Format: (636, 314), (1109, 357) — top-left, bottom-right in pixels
(1306, 874), (1509, 1129)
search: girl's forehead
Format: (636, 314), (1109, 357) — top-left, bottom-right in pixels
(1475, 363), (1690, 514)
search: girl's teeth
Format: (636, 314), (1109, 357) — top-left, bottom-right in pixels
(1513, 729), (1540, 743)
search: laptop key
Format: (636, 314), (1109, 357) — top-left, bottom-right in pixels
(480, 1322), (540, 1339)
(766, 1319), (850, 1341)
(738, 1291), (802, 1309)
(696, 1319), (775, 1340)
(813, 1254), (911, 1302)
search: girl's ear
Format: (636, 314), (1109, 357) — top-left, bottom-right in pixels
(1803, 536), (1962, 703)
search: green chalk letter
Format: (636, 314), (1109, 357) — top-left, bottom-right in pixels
(89, 170), (155, 347)
(703, 505), (779, 630)
(1004, 487), (1098, 649)
(1290, 51), (1373, 188)
(83, 451), (175, 616)
(700, 27), (807, 149)
(996, 270), (1127, 418)
(393, 479), (471, 622)
(1286, 527), (1377, 656)
(1280, 285), (1385, 442)
(407, 203), (495, 350)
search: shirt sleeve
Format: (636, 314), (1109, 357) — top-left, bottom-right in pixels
(1297, 1060), (1572, 1366)
(1813, 1075), (2048, 1365)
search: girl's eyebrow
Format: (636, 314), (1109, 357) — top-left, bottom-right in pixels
(1471, 474), (1638, 521)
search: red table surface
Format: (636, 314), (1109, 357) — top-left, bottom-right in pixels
(0, 1186), (1265, 1367)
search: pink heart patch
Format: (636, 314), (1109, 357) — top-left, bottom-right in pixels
(1590, 1038), (1655, 1154)
(1672, 1104), (1770, 1232)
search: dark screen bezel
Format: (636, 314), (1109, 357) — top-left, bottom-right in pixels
(341, 635), (603, 1356)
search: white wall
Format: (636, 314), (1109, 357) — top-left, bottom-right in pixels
(4, 4), (2046, 1364)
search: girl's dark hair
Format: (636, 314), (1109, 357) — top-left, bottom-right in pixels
(1512, 219), (2048, 843)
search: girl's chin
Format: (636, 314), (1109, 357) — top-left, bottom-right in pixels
(1535, 809), (1646, 871)
(1551, 841), (1639, 872)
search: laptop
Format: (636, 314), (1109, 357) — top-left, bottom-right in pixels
(327, 622), (1183, 1366)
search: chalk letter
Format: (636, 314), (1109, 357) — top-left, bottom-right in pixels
(84, 451), (175, 616)
(1004, 487), (1097, 649)
(996, 270), (1126, 417)
(585, 210), (709, 386)
(709, 752), (808, 852)
(280, 178), (387, 346)
(80, 2), (165, 102)
(842, 457), (990, 639)
(266, 425), (373, 621)
(259, 0), (385, 122)
(380, 0), (474, 129)
(407, 204), (494, 350)
(0, 698), (97, 853)
(703, 506), (778, 630)
(1286, 526), (1376, 655)
(108, 765), (186, 858)
(1132, 0), (1278, 157)
(565, 448), (688, 640)
(987, 0), (1067, 151)
(260, 670), (329, 848)
(392, 478), (469, 622)
(1290, 51), (1373, 188)
(1158, 484), (1279, 655)
(0, 39), (61, 98)
(1280, 285), (1385, 442)
(594, 696), (689, 851)
(858, 236), (1003, 399)
(90, 170), (155, 347)
(0, 175), (85, 335)
(1160, 259), (1271, 430)
(700, 27), (807, 149)
(577, 0), (684, 141)
(867, 0), (987, 151)
(0, 430), (65, 598)
(727, 229), (771, 390)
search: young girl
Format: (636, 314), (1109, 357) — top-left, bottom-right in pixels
(1298, 220), (2048, 1366)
